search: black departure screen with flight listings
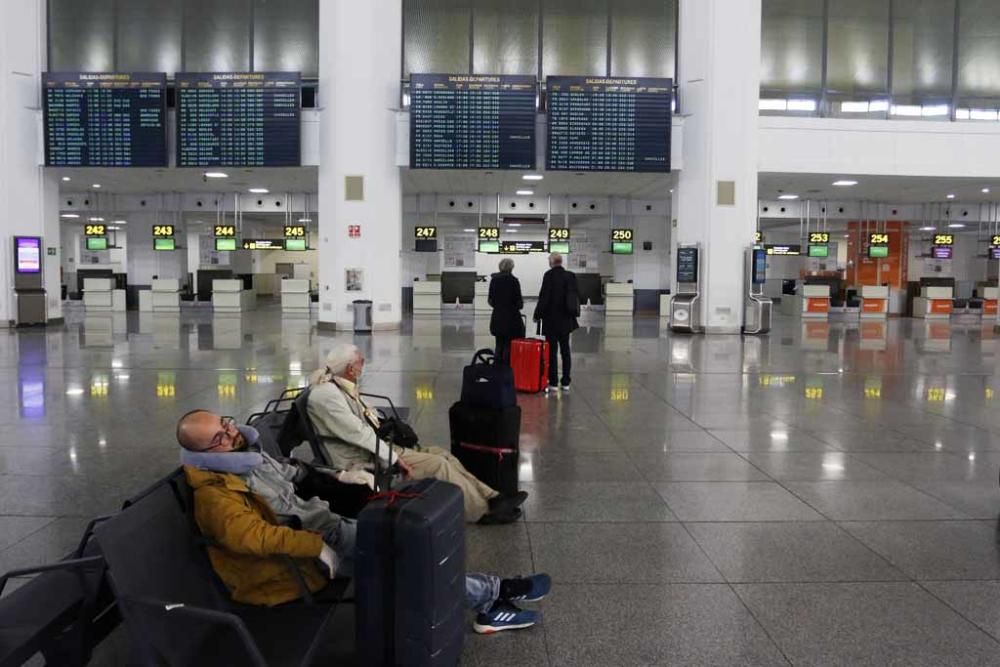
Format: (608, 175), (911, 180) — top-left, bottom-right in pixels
(43, 72), (167, 167)
(547, 76), (672, 172)
(410, 74), (537, 169)
(176, 72), (301, 167)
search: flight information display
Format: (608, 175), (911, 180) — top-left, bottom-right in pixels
(547, 76), (672, 172)
(43, 72), (167, 167)
(176, 72), (301, 167)
(410, 74), (536, 169)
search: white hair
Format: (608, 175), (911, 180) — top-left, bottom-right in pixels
(310, 343), (361, 385)
(549, 252), (563, 266)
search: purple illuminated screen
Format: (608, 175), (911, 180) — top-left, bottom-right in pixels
(932, 246), (952, 260)
(15, 237), (41, 274)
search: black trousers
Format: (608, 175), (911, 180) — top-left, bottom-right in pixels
(546, 333), (572, 386)
(295, 467), (371, 519)
(494, 336), (512, 365)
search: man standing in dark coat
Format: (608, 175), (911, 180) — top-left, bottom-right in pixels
(488, 258), (524, 365)
(533, 252), (579, 392)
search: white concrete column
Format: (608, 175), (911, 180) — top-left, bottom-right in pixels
(0, 0), (63, 325)
(676, 0), (761, 333)
(317, 0), (403, 331)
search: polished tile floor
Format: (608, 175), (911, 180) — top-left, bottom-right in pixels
(7, 304), (1000, 665)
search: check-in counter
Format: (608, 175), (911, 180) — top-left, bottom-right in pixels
(138, 290), (152, 312)
(150, 279), (181, 313)
(212, 279), (256, 313)
(413, 281), (442, 313)
(83, 278), (115, 312)
(913, 286), (953, 319)
(473, 281), (489, 314)
(860, 285), (889, 320)
(605, 282), (634, 316)
(280, 279), (311, 313)
(801, 284), (830, 319)
(984, 287), (999, 317)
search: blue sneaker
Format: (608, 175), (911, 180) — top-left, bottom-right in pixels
(500, 573), (551, 603)
(473, 602), (539, 634)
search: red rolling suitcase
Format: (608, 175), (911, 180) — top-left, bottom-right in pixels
(511, 330), (549, 393)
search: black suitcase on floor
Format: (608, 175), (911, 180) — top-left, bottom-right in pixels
(355, 478), (466, 667)
(448, 401), (521, 496)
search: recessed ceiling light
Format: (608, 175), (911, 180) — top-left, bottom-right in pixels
(463, 228), (475, 233)
(522, 174), (544, 181)
(92, 184), (101, 188)
(297, 218), (312, 223)
(60, 213), (79, 219)
(61, 176), (71, 182)
(948, 223), (965, 228)
(248, 187), (269, 194)
(832, 180), (858, 186)
(88, 216), (105, 222)
(983, 188), (991, 193)
(204, 172), (229, 179)
(516, 189), (534, 196)
(507, 223), (522, 227)
(113, 220), (127, 224)
(920, 226), (936, 231)
(107, 226), (120, 231)
(946, 193), (955, 199)
(778, 194), (799, 200)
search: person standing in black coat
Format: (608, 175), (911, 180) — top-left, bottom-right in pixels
(533, 253), (580, 392)
(488, 258), (524, 365)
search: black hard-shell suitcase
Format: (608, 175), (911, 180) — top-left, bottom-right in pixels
(355, 478), (466, 667)
(448, 402), (521, 496)
(461, 349), (517, 409)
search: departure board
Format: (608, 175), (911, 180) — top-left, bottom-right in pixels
(43, 73), (166, 167)
(547, 76), (672, 172)
(176, 72), (301, 167)
(410, 74), (536, 169)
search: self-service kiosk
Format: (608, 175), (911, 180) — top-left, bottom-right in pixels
(743, 247), (772, 334)
(670, 244), (702, 333)
(13, 237), (46, 326)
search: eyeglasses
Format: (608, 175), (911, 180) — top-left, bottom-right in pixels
(198, 416), (237, 453)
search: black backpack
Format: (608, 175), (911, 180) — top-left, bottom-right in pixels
(460, 349), (517, 409)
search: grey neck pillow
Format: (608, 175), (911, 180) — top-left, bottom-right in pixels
(180, 425), (264, 474)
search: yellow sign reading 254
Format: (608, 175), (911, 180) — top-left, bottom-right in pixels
(152, 225), (174, 237)
(869, 233), (889, 245)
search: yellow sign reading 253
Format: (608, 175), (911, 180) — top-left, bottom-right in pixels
(809, 232), (829, 244)
(152, 225), (174, 237)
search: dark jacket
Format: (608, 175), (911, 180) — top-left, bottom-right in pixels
(488, 271), (525, 338)
(533, 265), (579, 337)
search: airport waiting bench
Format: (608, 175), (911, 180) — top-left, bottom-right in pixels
(1, 467), (354, 666)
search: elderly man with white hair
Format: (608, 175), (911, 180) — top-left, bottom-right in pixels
(307, 343), (527, 524)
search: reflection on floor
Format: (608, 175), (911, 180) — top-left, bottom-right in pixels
(6, 306), (1000, 665)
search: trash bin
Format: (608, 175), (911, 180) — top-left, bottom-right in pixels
(352, 299), (373, 333)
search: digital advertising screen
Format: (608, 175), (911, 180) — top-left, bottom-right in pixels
(547, 76), (672, 172)
(931, 245), (953, 259)
(751, 248), (767, 284)
(43, 72), (167, 167)
(676, 247), (699, 283)
(410, 74), (536, 170)
(176, 72), (301, 167)
(15, 237), (41, 274)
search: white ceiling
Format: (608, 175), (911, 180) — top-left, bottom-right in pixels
(759, 173), (1000, 204)
(401, 169), (673, 198)
(57, 167), (318, 195)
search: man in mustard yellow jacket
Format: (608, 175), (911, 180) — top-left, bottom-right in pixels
(178, 410), (551, 633)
